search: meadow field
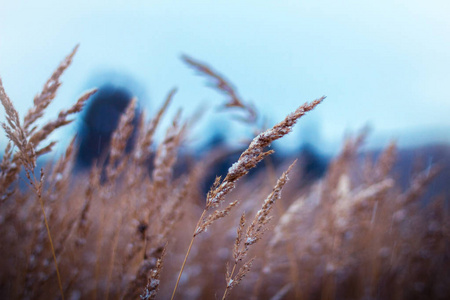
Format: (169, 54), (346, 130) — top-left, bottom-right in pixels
(1, 47), (449, 300)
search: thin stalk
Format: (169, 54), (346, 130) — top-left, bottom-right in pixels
(171, 210), (206, 300)
(222, 264), (237, 300)
(105, 213), (124, 300)
(33, 172), (64, 300)
(39, 198), (64, 299)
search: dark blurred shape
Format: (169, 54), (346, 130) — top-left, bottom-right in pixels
(198, 131), (242, 194)
(296, 143), (328, 180)
(75, 85), (139, 170)
(198, 131), (329, 194)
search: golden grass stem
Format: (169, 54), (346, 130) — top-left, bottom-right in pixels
(171, 235), (195, 300)
(222, 264), (237, 300)
(37, 180), (64, 300)
(171, 210), (206, 300)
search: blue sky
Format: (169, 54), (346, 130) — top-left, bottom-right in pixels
(1, 0), (449, 154)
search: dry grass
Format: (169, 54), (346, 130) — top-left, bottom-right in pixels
(0, 47), (449, 300)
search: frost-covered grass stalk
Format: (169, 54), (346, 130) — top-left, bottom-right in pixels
(170, 98), (323, 299)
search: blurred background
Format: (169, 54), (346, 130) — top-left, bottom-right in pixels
(0, 0), (449, 155)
